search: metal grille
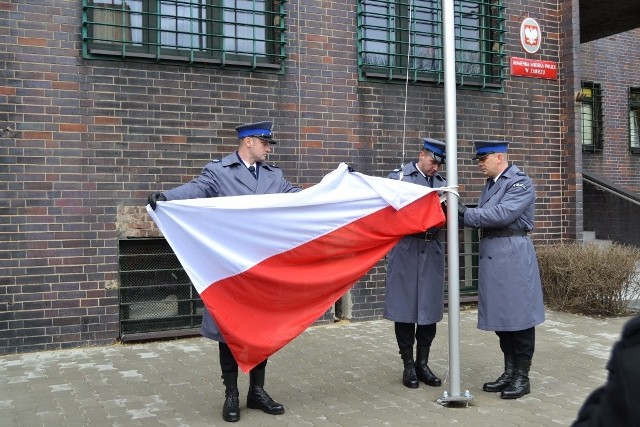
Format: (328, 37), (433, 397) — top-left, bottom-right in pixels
(442, 224), (480, 300)
(81, 0), (287, 72)
(119, 238), (203, 340)
(456, 226), (479, 298)
(357, 0), (506, 89)
(629, 87), (640, 154)
(580, 81), (604, 153)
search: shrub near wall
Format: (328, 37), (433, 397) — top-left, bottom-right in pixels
(537, 243), (640, 316)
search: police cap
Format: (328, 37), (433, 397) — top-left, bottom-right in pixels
(234, 121), (277, 144)
(472, 140), (510, 160)
(422, 138), (446, 164)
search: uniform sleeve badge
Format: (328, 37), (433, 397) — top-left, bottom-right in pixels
(512, 182), (527, 190)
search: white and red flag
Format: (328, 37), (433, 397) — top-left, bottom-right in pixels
(147, 163), (448, 372)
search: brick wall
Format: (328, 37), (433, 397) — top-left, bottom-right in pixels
(581, 29), (640, 193)
(558, 0), (584, 241)
(1, 1), (574, 354)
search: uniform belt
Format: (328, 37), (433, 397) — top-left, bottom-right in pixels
(410, 231), (441, 241)
(480, 229), (529, 238)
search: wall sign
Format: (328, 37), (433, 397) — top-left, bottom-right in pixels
(520, 17), (541, 54)
(510, 57), (558, 80)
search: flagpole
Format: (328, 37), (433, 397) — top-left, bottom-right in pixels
(439, 0), (473, 406)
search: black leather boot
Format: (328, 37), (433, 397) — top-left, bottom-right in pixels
(500, 358), (531, 399)
(247, 367), (285, 415)
(416, 346), (442, 387)
(400, 348), (419, 388)
(483, 354), (516, 392)
(221, 372), (240, 422)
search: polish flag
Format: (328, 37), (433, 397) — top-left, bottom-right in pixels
(147, 163), (447, 372)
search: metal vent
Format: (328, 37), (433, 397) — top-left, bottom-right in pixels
(119, 238), (203, 341)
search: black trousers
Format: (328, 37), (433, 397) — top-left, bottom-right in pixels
(219, 342), (268, 374)
(395, 322), (437, 350)
(495, 327), (535, 360)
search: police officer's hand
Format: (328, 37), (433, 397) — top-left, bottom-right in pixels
(148, 192), (167, 210)
(441, 202), (447, 218)
(458, 201), (467, 218)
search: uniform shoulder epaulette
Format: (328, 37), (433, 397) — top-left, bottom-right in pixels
(516, 171), (527, 176)
(269, 163), (280, 169)
(211, 159), (221, 163)
(390, 169), (404, 180)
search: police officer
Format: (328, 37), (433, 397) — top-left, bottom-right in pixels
(458, 140), (545, 400)
(385, 138), (447, 389)
(148, 121), (300, 422)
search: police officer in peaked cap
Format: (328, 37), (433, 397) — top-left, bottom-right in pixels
(148, 120), (300, 422)
(458, 140), (545, 400)
(384, 137), (447, 390)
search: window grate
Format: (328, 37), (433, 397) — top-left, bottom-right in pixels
(451, 226), (480, 297)
(82, 0), (286, 72)
(580, 81), (604, 153)
(629, 87), (640, 154)
(357, 0), (506, 89)
(119, 238), (203, 339)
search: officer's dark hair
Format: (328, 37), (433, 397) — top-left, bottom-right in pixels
(422, 148), (444, 165)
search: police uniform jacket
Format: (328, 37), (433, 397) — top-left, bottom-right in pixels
(384, 162), (446, 325)
(460, 164), (545, 332)
(162, 152), (301, 342)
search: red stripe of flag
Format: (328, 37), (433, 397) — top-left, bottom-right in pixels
(200, 192), (445, 372)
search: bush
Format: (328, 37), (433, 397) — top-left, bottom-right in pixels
(537, 242), (640, 317)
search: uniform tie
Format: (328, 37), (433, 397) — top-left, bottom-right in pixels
(248, 165), (257, 179)
(488, 179), (494, 190)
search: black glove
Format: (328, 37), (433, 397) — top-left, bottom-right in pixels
(148, 192), (167, 210)
(458, 202), (467, 218)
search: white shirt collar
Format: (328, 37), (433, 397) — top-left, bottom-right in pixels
(414, 162), (427, 178)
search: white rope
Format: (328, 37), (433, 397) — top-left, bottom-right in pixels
(437, 186), (460, 202)
(297, 2), (302, 171)
(401, 0), (414, 167)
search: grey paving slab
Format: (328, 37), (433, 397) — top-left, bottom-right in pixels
(0, 309), (632, 426)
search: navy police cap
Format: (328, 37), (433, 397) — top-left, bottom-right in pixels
(422, 137), (446, 164)
(235, 121), (277, 144)
(472, 140), (510, 160)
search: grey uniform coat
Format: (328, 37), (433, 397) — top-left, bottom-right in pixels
(162, 152), (300, 342)
(460, 164), (545, 332)
(384, 162), (446, 325)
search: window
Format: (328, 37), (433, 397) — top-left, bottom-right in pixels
(357, 0), (506, 88)
(630, 88), (640, 154)
(119, 238), (203, 339)
(580, 82), (603, 153)
(82, 0), (286, 71)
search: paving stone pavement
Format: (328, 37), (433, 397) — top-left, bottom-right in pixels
(0, 309), (633, 427)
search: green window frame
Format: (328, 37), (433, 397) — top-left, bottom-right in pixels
(629, 87), (640, 154)
(580, 81), (603, 153)
(82, 0), (286, 72)
(357, 0), (506, 89)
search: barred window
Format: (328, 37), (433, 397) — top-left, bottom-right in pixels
(580, 82), (603, 153)
(630, 88), (640, 154)
(82, 0), (286, 71)
(357, 0), (506, 88)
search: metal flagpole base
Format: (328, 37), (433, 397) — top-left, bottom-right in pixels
(437, 390), (474, 407)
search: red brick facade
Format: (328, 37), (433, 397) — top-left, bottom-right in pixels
(581, 28), (640, 193)
(1, 1), (637, 354)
